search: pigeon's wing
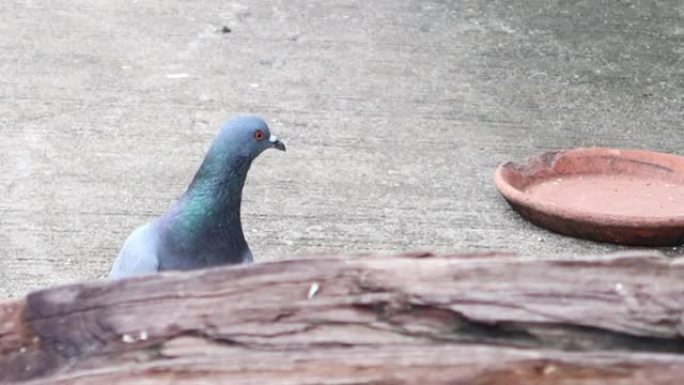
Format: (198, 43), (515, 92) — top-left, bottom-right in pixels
(108, 223), (160, 279)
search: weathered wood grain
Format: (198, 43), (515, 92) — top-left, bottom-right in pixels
(1, 252), (684, 384)
(0, 301), (34, 358)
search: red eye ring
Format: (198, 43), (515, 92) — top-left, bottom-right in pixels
(254, 130), (264, 141)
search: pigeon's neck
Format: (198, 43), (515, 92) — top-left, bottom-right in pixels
(164, 150), (254, 250)
(185, 152), (252, 211)
(182, 175), (246, 226)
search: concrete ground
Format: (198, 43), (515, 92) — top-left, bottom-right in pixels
(1, 0), (682, 298)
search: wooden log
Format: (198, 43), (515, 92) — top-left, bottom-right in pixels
(2, 252), (684, 384)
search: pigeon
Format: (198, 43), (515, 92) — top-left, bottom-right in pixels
(109, 115), (286, 279)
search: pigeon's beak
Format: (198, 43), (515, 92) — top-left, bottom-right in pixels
(269, 135), (286, 152)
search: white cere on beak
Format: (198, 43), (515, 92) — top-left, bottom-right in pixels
(269, 134), (279, 143)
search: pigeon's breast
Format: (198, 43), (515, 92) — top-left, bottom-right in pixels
(157, 220), (249, 270)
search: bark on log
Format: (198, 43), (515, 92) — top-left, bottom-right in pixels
(2, 252), (684, 384)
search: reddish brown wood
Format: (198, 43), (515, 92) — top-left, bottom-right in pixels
(0, 301), (31, 357)
(1, 252), (684, 384)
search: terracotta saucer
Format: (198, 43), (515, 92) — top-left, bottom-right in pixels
(494, 148), (684, 246)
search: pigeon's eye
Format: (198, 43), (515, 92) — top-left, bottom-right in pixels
(254, 130), (265, 141)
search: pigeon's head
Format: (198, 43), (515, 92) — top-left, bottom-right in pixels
(217, 115), (286, 159)
(185, 115), (285, 197)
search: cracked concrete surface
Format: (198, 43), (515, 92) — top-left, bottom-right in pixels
(1, 0), (683, 297)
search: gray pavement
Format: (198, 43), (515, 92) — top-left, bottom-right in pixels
(1, 0), (683, 298)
